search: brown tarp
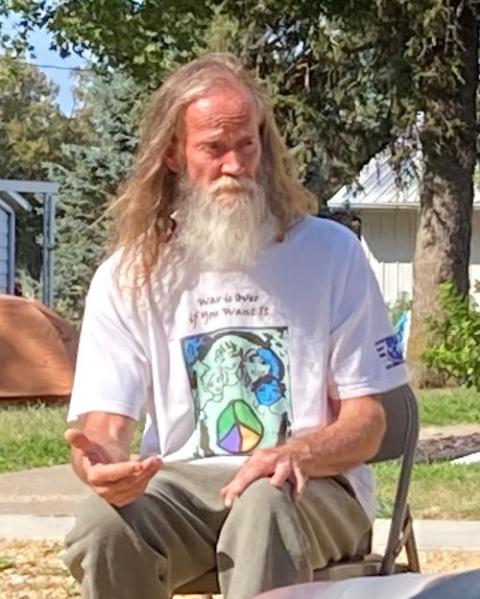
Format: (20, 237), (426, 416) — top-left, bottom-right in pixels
(0, 295), (79, 399)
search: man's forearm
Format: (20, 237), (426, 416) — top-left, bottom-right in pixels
(68, 412), (135, 483)
(285, 397), (386, 478)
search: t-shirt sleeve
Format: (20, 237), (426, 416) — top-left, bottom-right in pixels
(328, 234), (409, 399)
(67, 262), (150, 422)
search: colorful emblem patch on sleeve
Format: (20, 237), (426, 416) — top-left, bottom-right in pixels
(375, 333), (405, 370)
(181, 327), (293, 458)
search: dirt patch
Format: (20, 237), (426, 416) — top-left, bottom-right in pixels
(420, 424), (480, 440)
(415, 433), (480, 463)
(417, 549), (480, 573)
(0, 540), (479, 598)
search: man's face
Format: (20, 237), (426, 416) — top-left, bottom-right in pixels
(180, 85), (262, 196)
(170, 83), (274, 270)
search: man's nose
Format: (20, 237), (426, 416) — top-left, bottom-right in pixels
(221, 151), (244, 176)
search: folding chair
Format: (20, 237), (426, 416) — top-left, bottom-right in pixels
(174, 384), (420, 596)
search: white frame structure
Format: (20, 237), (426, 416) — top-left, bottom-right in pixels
(0, 196), (15, 294)
(0, 179), (58, 306)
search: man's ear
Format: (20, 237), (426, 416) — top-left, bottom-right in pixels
(164, 141), (180, 173)
(163, 135), (187, 173)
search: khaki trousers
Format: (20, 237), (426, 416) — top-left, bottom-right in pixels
(63, 462), (371, 599)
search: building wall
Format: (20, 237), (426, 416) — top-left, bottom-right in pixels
(0, 202), (14, 294)
(468, 212), (480, 297)
(360, 209), (480, 307)
(360, 209), (417, 308)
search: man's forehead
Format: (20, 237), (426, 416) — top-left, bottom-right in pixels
(184, 85), (258, 130)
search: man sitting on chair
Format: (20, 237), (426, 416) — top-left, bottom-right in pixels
(63, 53), (408, 599)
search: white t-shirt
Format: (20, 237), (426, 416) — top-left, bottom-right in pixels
(68, 216), (408, 521)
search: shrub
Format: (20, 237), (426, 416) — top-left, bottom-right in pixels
(423, 283), (480, 390)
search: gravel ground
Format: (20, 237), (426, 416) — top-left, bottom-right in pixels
(0, 540), (479, 598)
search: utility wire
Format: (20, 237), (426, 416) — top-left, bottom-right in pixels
(2, 55), (91, 72)
(28, 63), (89, 72)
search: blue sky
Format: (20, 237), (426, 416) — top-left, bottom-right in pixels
(2, 16), (85, 115)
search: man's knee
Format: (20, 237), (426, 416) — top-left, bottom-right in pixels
(63, 493), (140, 579)
(218, 478), (310, 585)
(234, 478), (294, 518)
(64, 493), (169, 598)
(69, 494), (130, 539)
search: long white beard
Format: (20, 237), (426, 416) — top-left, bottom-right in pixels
(174, 175), (276, 270)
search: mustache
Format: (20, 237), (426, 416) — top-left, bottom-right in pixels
(208, 176), (257, 195)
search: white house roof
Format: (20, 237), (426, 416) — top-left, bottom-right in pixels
(328, 151), (480, 209)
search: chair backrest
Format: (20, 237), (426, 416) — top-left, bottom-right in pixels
(368, 384), (419, 574)
(368, 384), (419, 464)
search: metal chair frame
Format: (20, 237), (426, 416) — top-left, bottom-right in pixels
(175, 384), (420, 596)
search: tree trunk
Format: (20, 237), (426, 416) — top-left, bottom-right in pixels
(407, 5), (479, 387)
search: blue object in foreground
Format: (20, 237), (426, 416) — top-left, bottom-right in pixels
(414, 568), (480, 599)
(253, 569), (480, 599)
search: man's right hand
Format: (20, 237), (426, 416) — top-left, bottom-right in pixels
(65, 428), (162, 507)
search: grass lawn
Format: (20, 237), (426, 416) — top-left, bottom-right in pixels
(0, 403), (69, 473)
(378, 386), (480, 520)
(374, 461), (480, 519)
(417, 387), (480, 426)
(0, 402), (142, 474)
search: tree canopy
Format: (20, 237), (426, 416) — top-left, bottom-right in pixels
(0, 55), (71, 180)
(4, 1), (473, 199)
(0, 54), (81, 283)
(51, 69), (145, 322)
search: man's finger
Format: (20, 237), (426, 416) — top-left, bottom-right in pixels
(220, 463), (266, 507)
(88, 456), (162, 486)
(141, 455), (163, 470)
(64, 429), (111, 464)
(95, 459), (163, 506)
(86, 460), (144, 486)
(270, 460), (290, 488)
(292, 461), (307, 502)
(220, 476), (248, 508)
(221, 486), (240, 508)
(110, 456), (162, 490)
(94, 460), (161, 498)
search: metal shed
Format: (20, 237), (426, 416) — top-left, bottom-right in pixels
(328, 152), (480, 306)
(0, 179), (58, 306)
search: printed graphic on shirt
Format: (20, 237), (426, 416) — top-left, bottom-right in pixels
(375, 334), (404, 370)
(181, 327), (292, 457)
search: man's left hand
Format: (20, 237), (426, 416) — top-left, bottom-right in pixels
(220, 444), (308, 508)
